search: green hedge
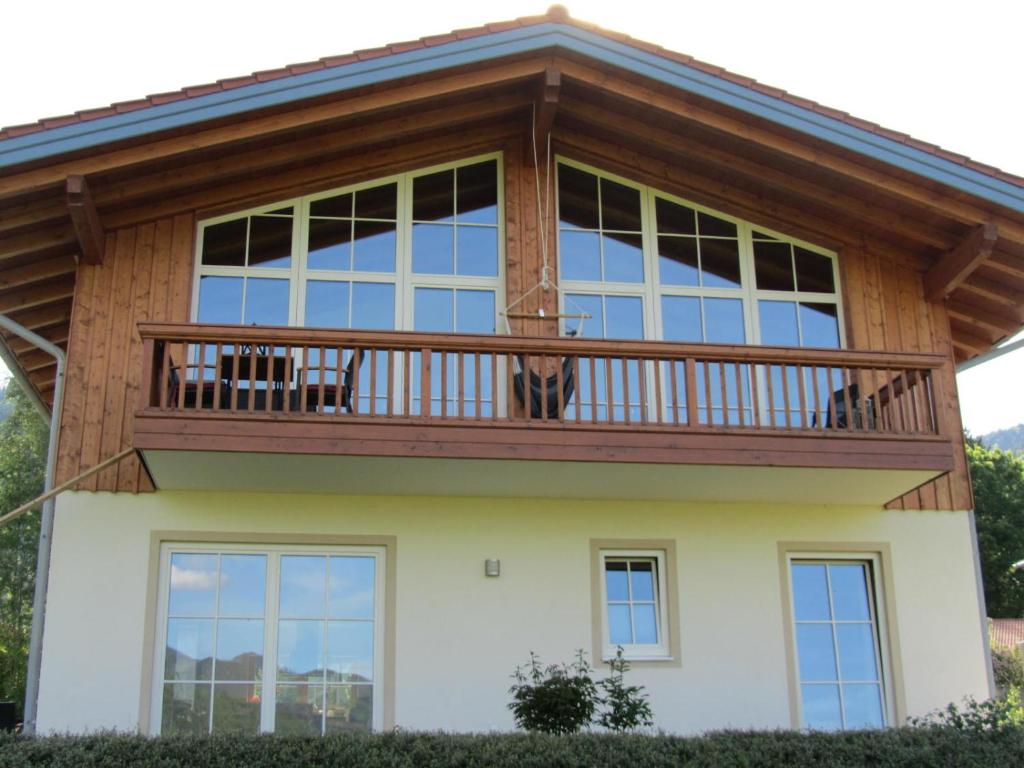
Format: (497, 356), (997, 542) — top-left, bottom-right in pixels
(0, 728), (1022, 767)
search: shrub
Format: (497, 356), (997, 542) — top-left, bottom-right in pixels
(909, 689), (1024, 731)
(993, 645), (1024, 692)
(595, 647), (653, 732)
(508, 650), (597, 734)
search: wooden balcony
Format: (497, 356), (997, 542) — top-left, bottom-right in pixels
(133, 323), (956, 504)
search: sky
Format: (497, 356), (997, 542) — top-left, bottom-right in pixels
(1, 0), (1022, 433)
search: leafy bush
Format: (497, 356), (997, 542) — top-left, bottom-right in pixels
(994, 645), (1024, 692)
(909, 690), (1024, 731)
(508, 651), (597, 734)
(1, 728), (1024, 767)
(595, 648), (653, 732)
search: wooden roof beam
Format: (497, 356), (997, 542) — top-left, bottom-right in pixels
(947, 300), (1020, 338)
(66, 175), (105, 264)
(924, 223), (999, 301)
(0, 276), (75, 314)
(527, 65), (560, 166)
(3, 302), (69, 331)
(0, 254), (77, 290)
(950, 327), (992, 357)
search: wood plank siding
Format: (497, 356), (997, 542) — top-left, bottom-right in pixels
(49, 123), (972, 507)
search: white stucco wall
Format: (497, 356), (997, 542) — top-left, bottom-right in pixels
(36, 490), (989, 734)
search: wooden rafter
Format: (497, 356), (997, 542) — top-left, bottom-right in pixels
(947, 301), (1020, 338)
(527, 65), (560, 164)
(66, 175), (105, 265)
(924, 223), (999, 301)
(0, 254), (77, 290)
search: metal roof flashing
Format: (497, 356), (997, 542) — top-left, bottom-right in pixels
(1, 22), (1022, 213)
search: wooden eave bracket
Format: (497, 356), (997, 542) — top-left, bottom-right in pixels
(527, 65), (561, 164)
(924, 222), (999, 302)
(65, 174), (104, 265)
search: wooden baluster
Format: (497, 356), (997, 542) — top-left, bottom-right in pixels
(403, 349), (411, 417)
(718, 361), (730, 427)
(669, 360), (680, 426)
(230, 345), (241, 412)
(840, 368), (854, 432)
(177, 344), (188, 410)
(490, 353), (498, 422)
(370, 348), (378, 416)
(780, 365), (792, 428)
(159, 342), (171, 410)
(868, 366), (885, 431)
(924, 370), (938, 433)
(523, 353), (533, 423)
(212, 343), (223, 412)
(334, 346), (345, 415)
(555, 353), (565, 423)
(621, 358), (632, 425)
(246, 344), (257, 413)
(734, 362), (745, 427)
(456, 351), (465, 419)
(139, 337), (156, 411)
(264, 342), (273, 413)
(351, 347), (361, 416)
(906, 370), (922, 433)
(605, 356), (615, 424)
(653, 358), (663, 425)
(890, 370), (906, 433)
(506, 353), (515, 422)
(590, 357), (599, 423)
(193, 343), (206, 412)
(703, 361), (713, 426)
(316, 347), (326, 414)
(439, 351), (448, 419)
(638, 358), (648, 425)
(810, 365), (822, 429)
(825, 369), (839, 431)
(573, 357), (582, 424)
(386, 349), (395, 417)
(298, 347), (308, 415)
(684, 358), (698, 428)
(474, 352), (481, 420)
(750, 363), (761, 428)
(281, 345), (292, 414)
(540, 354), (549, 421)
(766, 365), (778, 428)
(421, 348), (431, 418)
(795, 364), (807, 429)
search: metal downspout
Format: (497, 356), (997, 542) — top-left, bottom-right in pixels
(0, 315), (66, 735)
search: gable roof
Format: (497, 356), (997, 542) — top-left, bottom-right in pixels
(2, 7), (1023, 211)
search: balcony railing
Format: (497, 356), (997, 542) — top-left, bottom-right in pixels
(137, 323), (946, 437)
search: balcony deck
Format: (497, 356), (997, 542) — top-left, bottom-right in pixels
(133, 323), (955, 503)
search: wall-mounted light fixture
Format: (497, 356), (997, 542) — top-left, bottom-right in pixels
(485, 559), (501, 577)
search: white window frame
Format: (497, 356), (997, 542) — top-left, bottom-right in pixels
(554, 156), (846, 349)
(191, 152), (507, 335)
(785, 552), (895, 730)
(598, 549), (671, 661)
(150, 542), (386, 735)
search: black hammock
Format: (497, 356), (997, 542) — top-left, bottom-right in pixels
(512, 355), (576, 418)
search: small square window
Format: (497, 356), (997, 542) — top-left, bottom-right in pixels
(595, 547), (673, 662)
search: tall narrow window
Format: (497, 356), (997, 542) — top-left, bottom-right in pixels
(789, 559), (887, 730)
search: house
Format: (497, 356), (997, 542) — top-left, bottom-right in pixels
(1, 6), (1022, 736)
(991, 619), (1024, 651)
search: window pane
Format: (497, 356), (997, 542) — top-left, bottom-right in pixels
(414, 288), (453, 332)
(704, 298), (745, 344)
(197, 277), (243, 325)
(795, 248), (835, 293)
(310, 192), (352, 218)
(630, 561), (655, 601)
(457, 160), (498, 225)
(560, 230), (601, 281)
(792, 564), (831, 621)
(601, 178), (641, 231)
(634, 604), (658, 644)
(754, 241), (794, 291)
(700, 238), (741, 288)
(280, 556), (327, 618)
(456, 290), (495, 334)
(211, 684), (261, 733)
(565, 293), (602, 338)
(355, 183), (397, 220)
(604, 296), (644, 339)
(697, 211), (737, 238)
(165, 618), (214, 681)
(605, 561), (629, 601)
(351, 283), (394, 331)
(243, 278), (289, 326)
(608, 604), (632, 644)
(352, 220), (396, 273)
(658, 236), (699, 286)
(800, 303), (840, 348)
(456, 226), (498, 277)
(248, 215), (292, 268)
(603, 233), (644, 283)
(275, 684), (323, 735)
(305, 280), (349, 329)
(277, 620), (325, 683)
(558, 165), (599, 229)
(829, 564), (871, 621)
(162, 683), (210, 735)
(214, 619), (263, 681)
(327, 621), (374, 682)
(796, 624), (838, 681)
(413, 169), (454, 223)
(412, 223), (454, 274)
(169, 553), (218, 616)
(655, 197), (696, 235)
(218, 555), (266, 618)
(202, 219), (247, 267)
(801, 684), (842, 730)
(307, 218), (351, 271)
(759, 300), (799, 346)
(329, 557), (375, 620)
(837, 624), (879, 681)
(325, 685), (373, 733)
(661, 296), (702, 342)
(843, 684), (884, 728)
